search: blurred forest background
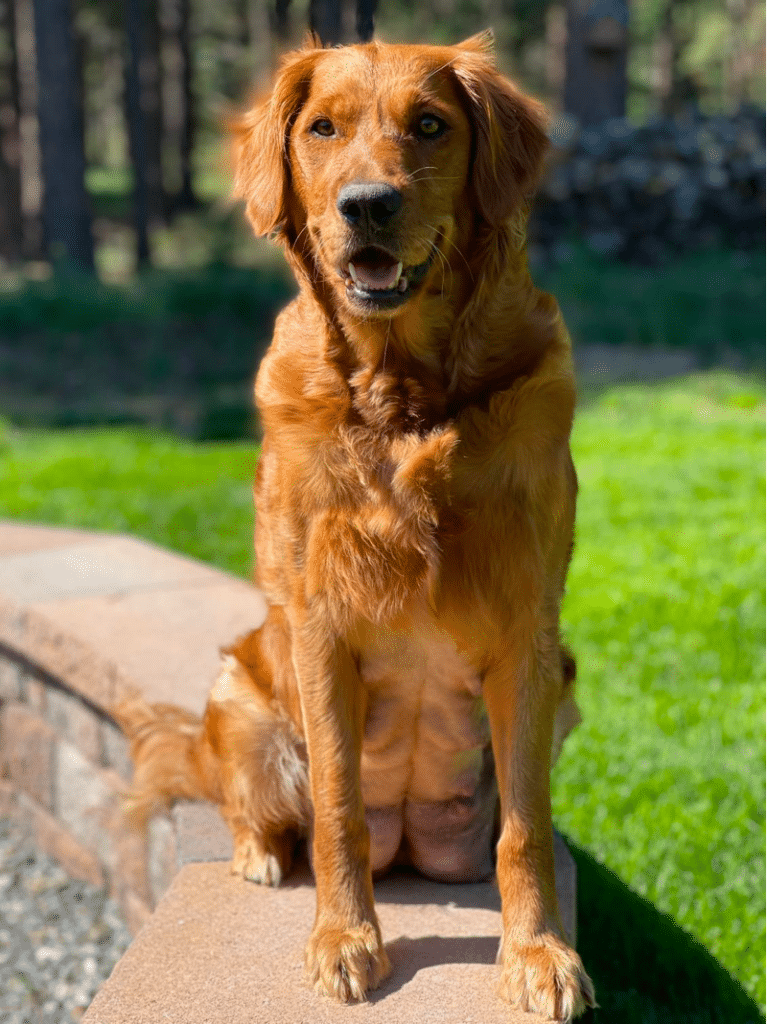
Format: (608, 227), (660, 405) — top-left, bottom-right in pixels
(0, 0), (763, 434)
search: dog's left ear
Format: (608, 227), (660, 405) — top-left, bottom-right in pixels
(452, 37), (550, 226)
(230, 46), (322, 237)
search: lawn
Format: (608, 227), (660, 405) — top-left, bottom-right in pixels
(0, 245), (762, 437)
(0, 370), (763, 1022)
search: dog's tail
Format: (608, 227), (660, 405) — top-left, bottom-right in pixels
(111, 696), (222, 826)
(551, 644), (582, 767)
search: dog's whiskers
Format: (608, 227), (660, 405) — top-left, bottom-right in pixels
(382, 320), (391, 371)
(407, 174), (461, 185)
(424, 236), (450, 299)
(405, 165), (438, 182)
(292, 223), (311, 254)
(424, 55), (460, 82)
(427, 226), (474, 282)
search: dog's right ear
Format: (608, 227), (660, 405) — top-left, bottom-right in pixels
(231, 46), (322, 238)
(451, 40), (550, 227)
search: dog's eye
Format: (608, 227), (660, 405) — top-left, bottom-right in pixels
(310, 118), (335, 138)
(416, 115), (446, 139)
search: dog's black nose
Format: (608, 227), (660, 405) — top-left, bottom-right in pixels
(337, 182), (403, 229)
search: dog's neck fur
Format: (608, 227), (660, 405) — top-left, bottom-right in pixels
(282, 213), (551, 433)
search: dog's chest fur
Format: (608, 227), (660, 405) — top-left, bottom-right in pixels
(357, 614), (497, 882)
(257, 338), (513, 880)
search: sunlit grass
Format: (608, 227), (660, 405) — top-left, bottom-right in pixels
(0, 370), (763, 1020)
(0, 427), (258, 577)
(556, 371), (765, 1019)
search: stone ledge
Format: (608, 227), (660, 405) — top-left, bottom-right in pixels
(83, 857), (574, 1024)
(0, 519), (267, 925)
(0, 520), (267, 715)
(0, 665), (236, 927)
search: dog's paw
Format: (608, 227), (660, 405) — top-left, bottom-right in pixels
(230, 834), (285, 886)
(305, 920), (391, 1002)
(499, 932), (595, 1021)
(391, 426), (459, 520)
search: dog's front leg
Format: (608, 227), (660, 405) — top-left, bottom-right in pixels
(294, 624), (391, 1002)
(484, 635), (595, 1021)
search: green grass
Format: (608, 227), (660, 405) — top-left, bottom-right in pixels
(536, 246), (765, 364)
(0, 245), (762, 436)
(0, 370), (763, 1021)
(555, 372), (765, 1021)
(0, 427), (259, 577)
(0, 261), (293, 433)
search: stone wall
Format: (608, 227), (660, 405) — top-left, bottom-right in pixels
(0, 522), (267, 936)
(0, 650), (177, 934)
(531, 106), (765, 264)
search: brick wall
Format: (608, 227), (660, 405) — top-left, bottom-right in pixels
(0, 651), (177, 933)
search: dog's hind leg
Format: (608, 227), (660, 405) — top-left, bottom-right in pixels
(207, 615), (310, 887)
(225, 806), (299, 887)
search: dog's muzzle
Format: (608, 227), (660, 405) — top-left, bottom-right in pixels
(342, 245), (437, 310)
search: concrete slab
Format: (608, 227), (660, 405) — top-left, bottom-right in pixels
(0, 521), (101, 556)
(39, 581), (267, 711)
(1, 520), (582, 1024)
(0, 521), (267, 715)
(172, 800), (234, 866)
(0, 593), (121, 709)
(0, 533), (224, 604)
(168, 806), (575, 944)
(84, 840), (577, 1024)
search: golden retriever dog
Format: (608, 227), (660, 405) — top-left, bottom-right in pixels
(116, 31), (596, 1020)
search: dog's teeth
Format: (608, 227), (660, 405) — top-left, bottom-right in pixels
(397, 276), (408, 292)
(348, 263), (359, 284)
(394, 261), (403, 286)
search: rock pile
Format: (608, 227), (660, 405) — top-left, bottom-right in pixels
(531, 106), (765, 264)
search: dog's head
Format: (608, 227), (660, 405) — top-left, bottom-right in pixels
(232, 34), (548, 319)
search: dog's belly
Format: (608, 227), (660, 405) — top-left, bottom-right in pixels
(358, 621), (497, 882)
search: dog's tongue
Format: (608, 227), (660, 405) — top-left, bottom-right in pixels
(349, 259), (402, 291)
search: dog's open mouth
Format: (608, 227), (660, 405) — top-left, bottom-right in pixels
(342, 246), (434, 309)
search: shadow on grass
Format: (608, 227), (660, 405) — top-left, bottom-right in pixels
(571, 841), (762, 1024)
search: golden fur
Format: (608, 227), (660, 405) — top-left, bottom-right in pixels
(115, 32), (596, 1019)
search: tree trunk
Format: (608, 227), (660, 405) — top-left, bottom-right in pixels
(31, 0), (94, 270)
(653, 2), (684, 115)
(124, 0), (150, 266)
(545, 4), (568, 108)
(12, 0), (42, 258)
(165, 0), (195, 209)
(0, 0), (24, 260)
(274, 0), (290, 40)
(310, 0), (341, 45)
(564, 0), (629, 124)
(355, 0), (376, 41)
(141, 0), (164, 219)
(241, 0), (272, 79)
(161, 0), (195, 211)
(725, 0), (755, 106)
